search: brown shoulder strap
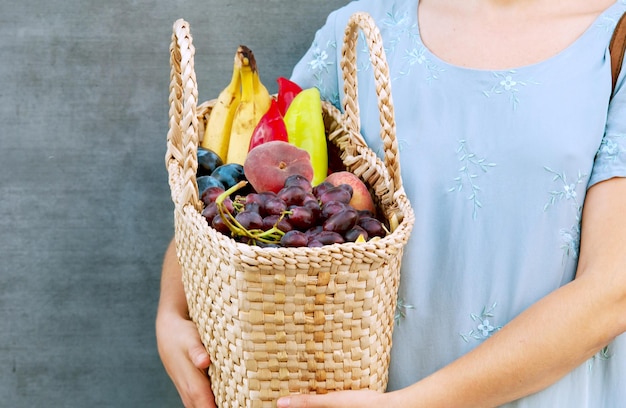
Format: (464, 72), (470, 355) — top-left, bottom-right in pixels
(610, 12), (626, 95)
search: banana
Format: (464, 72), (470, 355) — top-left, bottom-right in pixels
(226, 46), (271, 165)
(201, 50), (241, 162)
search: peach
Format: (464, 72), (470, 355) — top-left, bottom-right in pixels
(243, 141), (314, 193)
(323, 171), (376, 214)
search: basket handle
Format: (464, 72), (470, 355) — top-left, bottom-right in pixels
(166, 19), (202, 211)
(340, 12), (403, 200)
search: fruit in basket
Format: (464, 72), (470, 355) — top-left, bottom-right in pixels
(201, 49), (242, 162)
(279, 230), (309, 247)
(210, 163), (250, 193)
(197, 147), (224, 176)
(358, 216), (387, 238)
(197, 175), (226, 197)
(284, 174), (313, 193)
(324, 171), (376, 213)
(243, 141), (313, 194)
(201, 170), (389, 247)
(226, 46), (272, 165)
(200, 186), (226, 206)
(247, 99), (289, 151)
(323, 208), (359, 234)
(283, 87), (328, 186)
(276, 77), (302, 116)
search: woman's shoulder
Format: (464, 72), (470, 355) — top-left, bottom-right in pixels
(322, 0), (413, 30)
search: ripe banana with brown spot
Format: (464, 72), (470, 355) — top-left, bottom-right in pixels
(201, 50), (241, 162)
(226, 46), (271, 165)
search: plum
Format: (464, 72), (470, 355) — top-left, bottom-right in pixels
(197, 175), (225, 198)
(211, 163), (246, 190)
(197, 147), (224, 176)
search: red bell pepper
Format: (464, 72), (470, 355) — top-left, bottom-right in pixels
(248, 99), (289, 151)
(276, 77), (302, 116)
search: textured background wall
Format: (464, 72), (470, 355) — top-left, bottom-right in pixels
(0, 1), (346, 406)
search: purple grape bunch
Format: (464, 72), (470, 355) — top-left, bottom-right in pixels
(201, 174), (387, 247)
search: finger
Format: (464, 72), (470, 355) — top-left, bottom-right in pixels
(278, 390), (383, 408)
(189, 343), (211, 369)
(177, 368), (217, 408)
(177, 320), (211, 370)
(277, 393), (333, 408)
(167, 322), (215, 406)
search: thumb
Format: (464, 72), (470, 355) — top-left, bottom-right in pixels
(188, 342), (211, 369)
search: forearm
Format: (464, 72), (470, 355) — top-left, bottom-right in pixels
(393, 274), (624, 408)
(157, 238), (189, 321)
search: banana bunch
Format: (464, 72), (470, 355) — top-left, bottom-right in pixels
(200, 51), (241, 161)
(201, 45), (271, 165)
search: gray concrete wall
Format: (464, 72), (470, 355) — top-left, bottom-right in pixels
(0, 1), (346, 406)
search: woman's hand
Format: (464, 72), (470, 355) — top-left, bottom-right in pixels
(156, 238), (216, 408)
(156, 310), (215, 407)
(277, 389), (390, 408)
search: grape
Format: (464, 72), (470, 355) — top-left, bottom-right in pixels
(280, 230), (308, 247)
(304, 225), (324, 239)
(337, 183), (353, 197)
(307, 239), (324, 248)
(256, 191), (277, 216)
(302, 193), (318, 206)
(200, 171), (388, 248)
(344, 225), (368, 242)
(312, 181), (334, 198)
(235, 211), (264, 230)
(358, 217), (386, 238)
(244, 201), (261, 213)
(323, 208), (359, 234)
(321, 201), (347, 219)
(263, 215), (293, 233)
(357, 209), (375, 219)
(319, 186), (352, 205)
(258, 191), (278, 202)
(309, 230), (345, 245)
(284, 174), (313, 193)
(277, 186), (307, 207)
(264, 197), (288, 216)
(287, 206), (316, 231)
(200, 186), (226, 206)
(303, 200), (322, 220)
(211, 214), (232, 235)
(275, 217), (294, 233)
(245, 193), (265, 206)
(221, 197), (235, 214)
(201, 202), (219, 225)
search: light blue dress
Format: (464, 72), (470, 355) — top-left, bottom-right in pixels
(290, 0), (626, 406)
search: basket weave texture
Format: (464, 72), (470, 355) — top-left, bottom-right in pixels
(166, 12), (415, 408)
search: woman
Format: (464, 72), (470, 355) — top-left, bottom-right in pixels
(156, 0), (626, 406)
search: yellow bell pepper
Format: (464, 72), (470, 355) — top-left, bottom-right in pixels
(283, 87), (328, 185)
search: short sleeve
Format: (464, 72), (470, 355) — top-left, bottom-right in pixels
(588, 48), (626, 187)
(289, 10), (342, 109)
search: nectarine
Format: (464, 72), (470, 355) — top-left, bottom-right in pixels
(244, 141), (314, 193)
(323, 171), (376, 214)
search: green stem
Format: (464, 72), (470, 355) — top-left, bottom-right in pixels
(215, 180), (286, 245)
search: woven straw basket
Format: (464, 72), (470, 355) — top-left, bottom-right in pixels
(166, 12), (415, 408)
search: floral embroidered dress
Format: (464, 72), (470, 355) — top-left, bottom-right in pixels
(290, 0), (626, 406)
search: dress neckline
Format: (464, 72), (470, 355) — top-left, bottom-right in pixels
(413, 0), (623, 73)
